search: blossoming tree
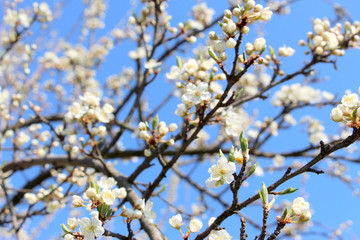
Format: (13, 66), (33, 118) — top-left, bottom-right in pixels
(0, 0), (360, 239)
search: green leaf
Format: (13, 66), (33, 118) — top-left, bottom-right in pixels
(259, 45), (266, 55)
(90, 181), (100, 194)
(268, 197), (276, 209)
(239, 131), (248, 155)
(275, 187), (298, 195)
(259, 182), (268, 205)
(280, 208), (290, 221)
(352, 107), (358, 119)
(218, 149), (225, 158)
(152, 115), (159, 130)
(269, 46), (275, 57)
(235, 88), (244, 99)
(60, 224), (70, 233)
(248, 163), (258, 177)
(176, 56), (182, 68)
(208, 47), (219, 62)
(228, 146), (235, 162)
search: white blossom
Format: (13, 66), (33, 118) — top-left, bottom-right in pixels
(98, 176), (117, 189)
(169, 214), (183, 229)
(209, 229), (232, 240)
(253, 37), (266, 51)
(290, 197), (312, 222)
(79, 211), (105, 240)
(182, 82), (211, 106)
(278, 46), (295, 57)
(330, 107), (343, 122)
(112, 187), (127, 199)
(206, 155), (236, 188)
(101, 189), (116, 205)
(188, 219), (203, 233)
(341, 93), (358, 107)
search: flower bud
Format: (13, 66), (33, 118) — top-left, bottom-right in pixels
(144, 149), (152, 157)
(168, 123), (178, 132)
(159, 126), (169, 136)
(188, 219), (203, 233)
(226, 21), (237, 34)
(253, 37), (266, 51)
(241, 26), (250, 34)
(226, 38), (237, 48)
(138, 122), (147, 131)
(330, 108), (343, 122)
(260, 8), (273, 21)
(254, 4), (263, 12)
(139, 130), (151, 140)
(224, 9), (232, 19)
(245, 43), (254, 55)
(85, 188), (97, 199)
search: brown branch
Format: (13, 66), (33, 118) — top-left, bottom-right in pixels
(2, 156), (167, 240)
(194, 128), (360, 240)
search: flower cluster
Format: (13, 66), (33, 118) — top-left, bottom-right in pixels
(138, 117), (178, 156)
(83, 0), (107, 30)
(289, 197), (312, 222)
(272, 83), (334, 107)
(24, 186), (65, 213)
(175, 81), (212, 118)
(61, 211), (104, 240)
(278, 197), (312, 224)
(330, 92), (360, 128)
(169, 214), (203, 237)
(278, 45), (295, 57)
(33, 2), (53, 22)
(65, 92), (115, 124)
(220, 106), (251, 137)
(72, 176), (127, 210)
(208, 0), (273, 63)
(3, 2), (52, 30)
(189, 3), (215, 30)
(207, 217), (232, 240)
(302, 18), (360, 56)
(167, 57), (224, 82)
(236, 66), (271, 96)
(63, 176), (156, 239)
(121, 199), (156, 223)
(205, 152), (236, 188)
(50, 167), (96, 186)
(301, 116), (328, 145)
